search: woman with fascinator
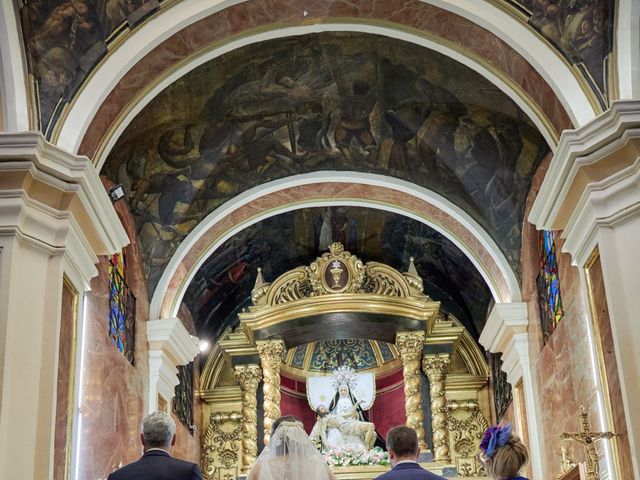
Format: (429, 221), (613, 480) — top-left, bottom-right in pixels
(478, 424), (529, 480)
(247, 416), (337, 480)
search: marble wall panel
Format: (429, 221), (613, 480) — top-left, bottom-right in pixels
(520, 153), (605, 479)
(75, 181), (199, 479)
(587, 257), (634, 480)
(54, 279), (77, 480)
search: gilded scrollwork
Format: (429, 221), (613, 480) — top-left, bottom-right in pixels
(446, 400), (488, 477)
(396, 331), (427, 450)
(257, 340), (285, 446)
(201, 412), (243, 480)
(422, 354), (451, 462)
(253, 242), (428, 307)
(234, 364), (262, 473)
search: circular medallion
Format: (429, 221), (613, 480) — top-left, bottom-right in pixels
(324, 259), (349, 291)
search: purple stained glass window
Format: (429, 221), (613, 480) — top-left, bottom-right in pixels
(536, 230), (564, 344)
(109, 252), (136, 364)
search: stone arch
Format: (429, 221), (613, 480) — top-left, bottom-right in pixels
(149, 173), (522, 321)
(51, 0), (588, 161)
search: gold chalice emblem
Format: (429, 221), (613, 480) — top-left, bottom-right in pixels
(330, 260), (344, 288)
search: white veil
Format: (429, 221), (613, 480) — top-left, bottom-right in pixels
(251, 420), (332, 480)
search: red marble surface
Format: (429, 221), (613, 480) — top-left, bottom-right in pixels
(587, 258), (634, 480)
(80, 0), (571, 160)
(54, 281), (76, 480)
(159, 182), (511, 318)
(519, 153), (603, 479)
(76, 183), (200, 479)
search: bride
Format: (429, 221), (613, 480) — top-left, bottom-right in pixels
(248, 416), (337, 480)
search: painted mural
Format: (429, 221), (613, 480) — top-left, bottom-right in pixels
(20, 0), (162, 132)
(104, 32), (548, 292)
(506, 0), (614, 104)
(19, 1), (613, 136)
(183, 206), (492, 344)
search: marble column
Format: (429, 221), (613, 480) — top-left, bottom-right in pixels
(529, 101), (640, 479)
(234, 364), (262, 474)
(395, 331), (427, 451)
(256, 340), (285, 446)
(422, 354), (451, 462)
(0, 133), (128, 480)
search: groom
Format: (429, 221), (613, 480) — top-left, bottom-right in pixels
(375, 426), (445, 480)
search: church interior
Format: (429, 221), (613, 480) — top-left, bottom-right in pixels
(1, 1), (639, 479)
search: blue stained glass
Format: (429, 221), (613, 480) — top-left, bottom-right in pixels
(108, 252), (136, 364)
(537, 230), (564, 344)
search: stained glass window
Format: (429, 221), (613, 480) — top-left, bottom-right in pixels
(108, 252), (136, 365)
(173, 362), (195, 434)
(536, 230), (564, 344)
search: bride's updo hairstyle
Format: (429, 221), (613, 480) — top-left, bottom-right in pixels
(480, 424), (529, 479)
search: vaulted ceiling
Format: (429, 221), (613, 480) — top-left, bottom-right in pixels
(11, 0), (616, 347)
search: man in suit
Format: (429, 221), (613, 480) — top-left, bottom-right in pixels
(375, 426), (445, 480)
(108, 411), (202, 480)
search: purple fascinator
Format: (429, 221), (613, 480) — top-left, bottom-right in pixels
(480, 424), (512, 458)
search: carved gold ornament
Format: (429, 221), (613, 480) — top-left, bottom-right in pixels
(201, 412), (243, 480)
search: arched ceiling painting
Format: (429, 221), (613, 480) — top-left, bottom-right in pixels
(103, 32), (549, 292)
(19, 0), (614, 133)
(183, 206), (492, 344)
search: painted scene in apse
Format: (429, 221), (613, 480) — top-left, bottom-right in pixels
(506, 0), (614, 104)
(182, 206), (492, 344)
(103, 32), (549, 292)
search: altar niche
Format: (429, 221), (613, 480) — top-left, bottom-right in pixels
(197, 243), (494, 479)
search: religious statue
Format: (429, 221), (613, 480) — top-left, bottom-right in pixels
(308, 367), (377, 452)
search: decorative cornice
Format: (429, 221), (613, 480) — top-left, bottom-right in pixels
(479, 302), (528, 356)
(147, 317), (199, 366)
(0, 132), (128, 256)
(530, 100), (640, 229)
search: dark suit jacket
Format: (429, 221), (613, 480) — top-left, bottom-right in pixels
(107, 449), (202, 480)
(375, 461), (446, 480)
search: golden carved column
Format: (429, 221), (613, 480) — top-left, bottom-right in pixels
(256, 340), (285, 446)
(422, 354), (451, 462)
(396, 331), (427, 451)
(234, 364), (262, 474)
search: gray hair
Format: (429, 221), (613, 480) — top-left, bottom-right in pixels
(141, 411), (176, 447)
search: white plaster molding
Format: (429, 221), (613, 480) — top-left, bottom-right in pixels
(0, 1), (30, 132)
(60, 18), (561, 160)
(616, 0), (640, 99)
(146, 318), (199, 412)
(0, 132), (129, 254)
(149, 172), (522, 320)
(529, 100), (640, 228)
(424, 0), (594, 126)
(562, 157), (640, 267)
(479, 302), (543, 480)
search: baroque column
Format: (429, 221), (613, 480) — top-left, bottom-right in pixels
(422, 354), (451, 462)
(234, 364), (262, 474)
(256, 340), (285, 446)
(396, 331), (427, 451)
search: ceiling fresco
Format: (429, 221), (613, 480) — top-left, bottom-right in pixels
(505, 0), (614, 106)
(19, 0), (613, 133)
(183, 206), (493, 344)
(103, 32), (549, 292)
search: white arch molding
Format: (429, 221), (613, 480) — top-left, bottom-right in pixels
(53, 0), (597, 159)
(149, 172), (523, 321)
(0, 1), (30, 132)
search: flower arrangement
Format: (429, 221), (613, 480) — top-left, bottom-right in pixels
(322, 446), (390, 467)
